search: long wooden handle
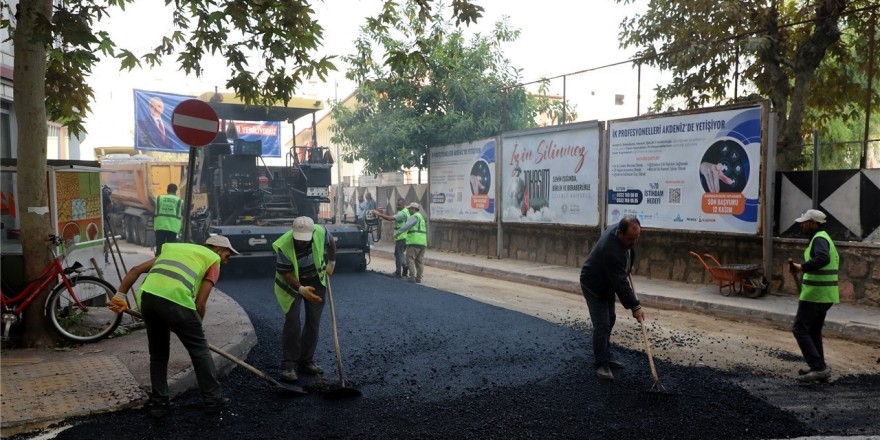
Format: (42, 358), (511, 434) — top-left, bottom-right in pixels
(640, 320), (660, 384)
(326, 281), (348, 387)
(124, 309), (281, 387)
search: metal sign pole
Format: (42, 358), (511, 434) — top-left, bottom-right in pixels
(181, 146), (197, 242)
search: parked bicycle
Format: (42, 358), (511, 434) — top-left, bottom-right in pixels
(1, 235), (122, 343)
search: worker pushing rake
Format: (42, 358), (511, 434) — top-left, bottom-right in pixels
(579, 216), (677, 398)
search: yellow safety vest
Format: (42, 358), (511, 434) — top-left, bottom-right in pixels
(154, 194), (183, 233)
(405, 212), (427, 246)
(801, 231), (839, 303)
(138, 243), (220, 310)
(394, 208), (411, 241)
(271, 226), (327, 313)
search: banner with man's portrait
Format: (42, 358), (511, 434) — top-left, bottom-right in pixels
(133, 89), (283, 156)
(133, 90), (194, 152)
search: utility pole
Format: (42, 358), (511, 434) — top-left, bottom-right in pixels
(335, 81), (344, 224)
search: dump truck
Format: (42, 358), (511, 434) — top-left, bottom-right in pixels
(185, 92), (369, 271)
(100, 155), (186, 248)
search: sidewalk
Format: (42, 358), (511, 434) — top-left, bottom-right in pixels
(2, 239), (878, 436)
(0, 242), (257, 437)
(367, 241), (880, 345)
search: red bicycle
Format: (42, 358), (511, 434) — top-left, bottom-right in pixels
(1, 235), (121, 343)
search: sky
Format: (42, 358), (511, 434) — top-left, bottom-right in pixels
(80, 0), (658, 157)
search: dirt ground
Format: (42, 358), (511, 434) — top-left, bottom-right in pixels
(369, 256), (880, 380)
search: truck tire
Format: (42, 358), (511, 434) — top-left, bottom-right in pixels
(125, 216), (140, 245)
(144, 230), (156, 248)
(115, 216), (126, 240)
(135, 217), (147, 246)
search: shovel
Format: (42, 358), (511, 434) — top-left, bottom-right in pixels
(323, 280), (362, 399)
(629, 275), (676, 400)
(124, 309), (306, 396)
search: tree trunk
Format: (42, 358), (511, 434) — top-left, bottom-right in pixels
(773, 0), (846, 170)
(14, 0), (59, 347)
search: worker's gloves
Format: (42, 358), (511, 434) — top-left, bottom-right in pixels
(326, 261), (336, 277)
(788, 262), (802, 274)
(298, 285), (322, 303)
(298, 285), (315, 297)
(108, 292), (127, 314)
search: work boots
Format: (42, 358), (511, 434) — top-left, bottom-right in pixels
(595, 364), (614, 381)
(298, 361), (323, 375)
(280, 369), (298, 383)
(797, 366), (831, 382)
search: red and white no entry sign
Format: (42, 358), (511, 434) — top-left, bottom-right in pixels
(171, 99), (219, 147)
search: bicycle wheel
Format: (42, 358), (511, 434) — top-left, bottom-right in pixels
(46, 275), (122, 343)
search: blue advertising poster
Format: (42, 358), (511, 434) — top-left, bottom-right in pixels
(133, 89), (283, 156)
(606, 105), (764, 234)
(133, 89), (197, 152)
(224, 120), (282, 157)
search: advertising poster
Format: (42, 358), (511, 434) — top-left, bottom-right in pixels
(133, 89), (198, 153)
(607, 105), (763, 234)
(134, 90), (282, 156)
(429, 139), (496, 222)
(224, 120), (283, 157)
(54, 170), (104, 246)
(500, 123), (601, 225)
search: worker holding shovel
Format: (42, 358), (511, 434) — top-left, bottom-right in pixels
(374, 198), (411, 278)
(789, 209), (839, 383)
(107, 235), (240, 417)
(272, 216), (336, 383)
(579, 216), (647, 381)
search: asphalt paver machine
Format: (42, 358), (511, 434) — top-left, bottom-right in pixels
(186, 92), (368, 271)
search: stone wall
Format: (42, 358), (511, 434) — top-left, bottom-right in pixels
(418, 221), (880, 307)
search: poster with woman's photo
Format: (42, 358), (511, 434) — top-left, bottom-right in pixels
(606, 104), (765, 234)
(500, 122), (601, 225)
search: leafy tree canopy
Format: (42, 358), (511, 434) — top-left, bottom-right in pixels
(614, 0), (879, 170)
(1, 0), (482, 347)
(330, 1), (566, 175)
(0, 0), (483, 136)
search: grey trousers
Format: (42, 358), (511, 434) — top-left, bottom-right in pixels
(406, 245), (426, 281)
(281, 281), (327, 370)
(141, 292), (222, 404)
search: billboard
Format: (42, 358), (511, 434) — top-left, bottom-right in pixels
(500, 122), (601, 225)
(607, 104), (764, 234)
(133, 89), (197, 153)
(429, 138), (496, 222)
(223, 120), (283, 157)
(133, 89), (283, 156)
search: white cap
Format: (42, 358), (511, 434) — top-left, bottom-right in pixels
(407, 202), (421, 210)
(292, 216), (315, 241)
(795, 209), (827, 224)
(204, 235), (240, 255)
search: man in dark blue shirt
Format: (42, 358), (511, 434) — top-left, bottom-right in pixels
(580, 216), (647, 381)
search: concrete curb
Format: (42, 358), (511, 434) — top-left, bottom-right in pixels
(167, 291), (258, 398)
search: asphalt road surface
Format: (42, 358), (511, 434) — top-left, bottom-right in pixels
(15, 267), (880, 440)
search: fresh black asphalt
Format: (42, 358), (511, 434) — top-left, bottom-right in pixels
(19, 269), (879, 439)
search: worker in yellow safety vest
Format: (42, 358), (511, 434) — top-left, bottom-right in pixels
(108, 235), (240, 417)
(272, 216), (336, 383)
(374, 197), (410, 278)
(395, 202), (427, 284)
(154, 183), (183, 256)
(788, 209), (839, 383)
